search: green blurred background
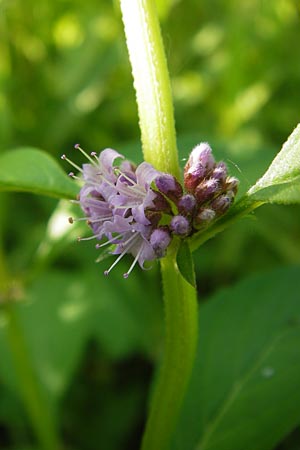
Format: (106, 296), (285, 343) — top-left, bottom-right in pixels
(1, 0), (300, 152)
(0, 0), (300, 449)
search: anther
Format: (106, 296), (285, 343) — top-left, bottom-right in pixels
(68, 217), (74, 224)
(60, 154), (83, 173)
(74, 144), (96, 165)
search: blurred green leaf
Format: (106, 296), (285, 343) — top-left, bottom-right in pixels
(0, 148), (79, 199)
(247, 124), (300, 204)
(174, 266), (300, 450)
(0, 266), (162, 407)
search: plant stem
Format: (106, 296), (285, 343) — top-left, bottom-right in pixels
(119, 0), (180, 179)
(120, 2), (198, 449)
(4, 303), (61, 450)
(141, 242), (198, 450)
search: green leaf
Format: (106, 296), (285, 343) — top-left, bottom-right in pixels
(173, 266), (300, 450)
(0, 265), (162, 407)
(247, 124), (300, 204)
(176, 240), (196, 287)
(0, 148), (79, 199)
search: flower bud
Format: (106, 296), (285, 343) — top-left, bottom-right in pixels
(155, 173), (183, 202)
(150, 228), (171, 258)
(225, 176), (239, 194)
(211, 194), (232, 214)
(178, 194), (196, 214)
(195, 178), (220, 204)
(195, 208), (215, 225)
(170, 215), (191, 236)
(184, 143), (215, 192)
(211, 162), (227, 182)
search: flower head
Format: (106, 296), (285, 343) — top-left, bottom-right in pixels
(64, 142), (239, 276)
(66, 145), (175, 277)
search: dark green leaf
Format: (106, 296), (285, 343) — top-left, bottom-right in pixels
(176, 240), (196, 287)
(0, 265), (162, 406)
(174, 266), (300, 450)
(0, 148), (79, 199)
(247, 124), (300, 204)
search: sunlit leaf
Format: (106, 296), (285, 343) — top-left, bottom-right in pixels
(173, 266), (300, 450)
(247, 124), (300, 204)
(0, 148), (79, 199)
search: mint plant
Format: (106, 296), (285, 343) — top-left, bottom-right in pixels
(0, 1), (300, 450)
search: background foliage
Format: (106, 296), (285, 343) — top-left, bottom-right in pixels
(0, 0), (300, 449)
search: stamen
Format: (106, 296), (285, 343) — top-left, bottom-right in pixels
(123, 246), (143, 278)
(74, 144), (97, 165)
(104, 251), (127, 276)
(77, 235), (98, 242)
(113, 168), (135, 185)
(104, 232), (139, 276)
(112, 203), (139, 210)
(68, 172), (81, 180)
(95, 233), (123, 249)
(69, 216), (93, 223)
(113, 168), (146, 196)
(88, 216), (113, 223)
(61, 154), (83, 173)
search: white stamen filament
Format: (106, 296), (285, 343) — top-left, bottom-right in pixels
(112, 202), (140, 210)
(104, 231), (139, 276)
(114, 168), (146, 196)
(88, 216), (113, 223)
(61, 155), (83, 173)
(123, 245), (143, 278)
(77, 235), (98, 242)
(95, 233), (123, 249)
(75, 145), (98, 166)
(96, 173), (118, 190)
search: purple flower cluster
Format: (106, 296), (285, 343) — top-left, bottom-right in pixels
(65, 142), (238, 277)
(66, 147), (172, 277)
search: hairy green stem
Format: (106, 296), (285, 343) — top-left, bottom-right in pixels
(119, 0), (180, 178)
(4, 304), (61, 450)
(141, 243), (198, 450)
(119, 2), (198, 449)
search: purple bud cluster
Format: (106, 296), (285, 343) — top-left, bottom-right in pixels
(65, 142), (238, 276)
(183, 143), (239, 227)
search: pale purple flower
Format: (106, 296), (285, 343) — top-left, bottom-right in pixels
(68, 146), (174, 277)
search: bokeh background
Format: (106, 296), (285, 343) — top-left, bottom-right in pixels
(0, 0), (300, 449)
